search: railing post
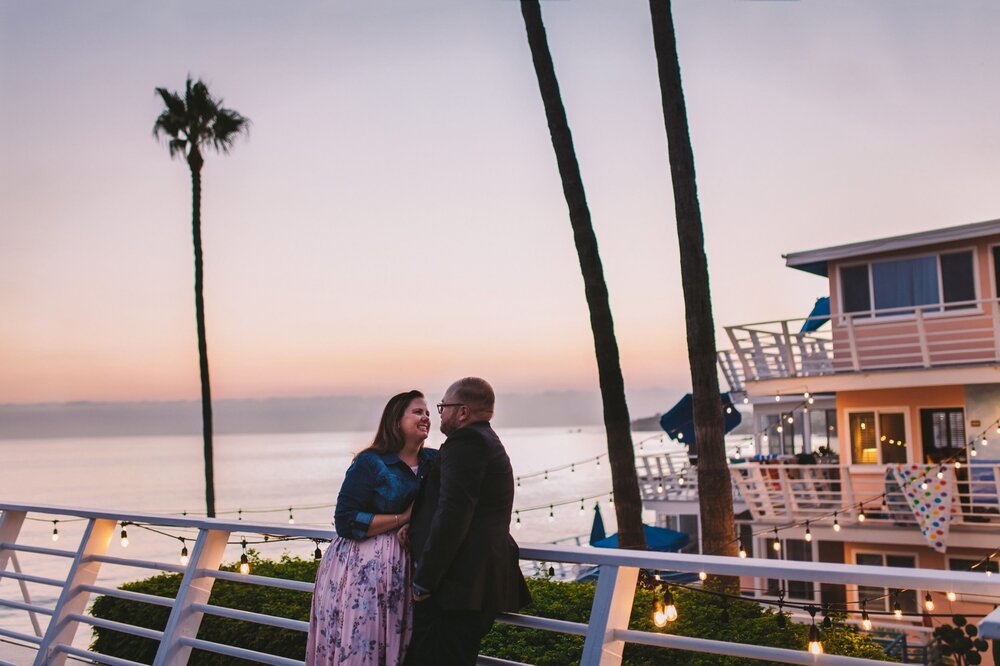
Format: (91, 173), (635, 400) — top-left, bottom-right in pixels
(726, 327), (756, 382)
(779, 321), (798, 376)
(0, 509), (27, 573)
(914, 308), (931, 367)
(34, 517), (115, 666)
(153, 527), (231, 666)
(845, 315), (861, 371)
(11, 552), (44, 637)
(580, 564), (639, 666)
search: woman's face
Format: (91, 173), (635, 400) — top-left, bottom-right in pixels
(399, 397), (431, 445)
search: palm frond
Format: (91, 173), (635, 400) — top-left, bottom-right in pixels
(210, 108), (250, 153)
(167, 138), (189, 159)
(153, 77), (248, 158)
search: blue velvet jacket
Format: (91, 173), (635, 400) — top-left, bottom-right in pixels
(334, 447), (439, 540)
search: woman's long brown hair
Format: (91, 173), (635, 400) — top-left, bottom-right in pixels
(356, 390), (424, 459)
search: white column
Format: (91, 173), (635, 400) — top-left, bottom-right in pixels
(34, 517), (115, 666)
(580, 564), (639, 666)
(153, 527), (230, 666)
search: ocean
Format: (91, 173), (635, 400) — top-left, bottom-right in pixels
(0, 426), (674, 645)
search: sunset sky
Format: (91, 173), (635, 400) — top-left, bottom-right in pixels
(2, 0), (999, 406)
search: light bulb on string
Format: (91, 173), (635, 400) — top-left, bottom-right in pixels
(955, 460), (962, 469)
(983, 436), (989, 447)
(677, 432), (684, 440)
(832, 513), (841, 532)
(946, 591), (957, 602)
(238, 509), (243, 521)
(858, 506), (866, 523)
(861, 602), (872, 631)
(743, 396), (749, 404)
(515, 511), (522, 530)
(775, 394), (781, 402)
(698, 571), (707, 581)
(726, 406), (733, 414)
(314, 542), (323, 560)
(288, 508), (295, 525)
(776, 425), (783, 434)
(972, 444), (978, 457)
(804, 521), (812, 542)
(921, 480), (928, 490)
(548, 505), (554, 523)
(120, 523), (129, 548)
(772, 528), (781, 552)
(738, 538), (747, 558)
(179, 539), (189, 566)
(936, 468), (944, 480)
(663, 588), (678, 622)
(239, 538), (250, 575)
(51, 521), (59, 542)
(808, 397), (815, 405)
(808, 622), (823, 655)
(804, 392), (811, 399)
(678, 475), (686, 486)
(579, 499), (585, 516)
(570, 464), (575, 473)
(893, 596), (902, 618)
(656, 478), (664, 494)
(596, 456), (601, 466)
(923, 593), (934, 612)
(881, 494), (888, 510)
(517, 477), (521, 487)
(544, 470), (548, 481)
(786, 416), (794, 425)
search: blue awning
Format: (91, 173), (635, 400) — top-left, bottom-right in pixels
(659, 392), (741, 449)
(591, 524), (689, 551)
(799, 296), (830, 333)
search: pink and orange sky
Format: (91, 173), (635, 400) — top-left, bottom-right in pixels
(2, 1), (1000, 406)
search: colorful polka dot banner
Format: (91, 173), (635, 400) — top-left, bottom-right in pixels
(890, 464), (959, 553)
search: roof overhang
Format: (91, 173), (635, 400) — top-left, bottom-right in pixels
(784, 217), (1000, 277)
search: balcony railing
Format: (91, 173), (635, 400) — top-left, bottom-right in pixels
(718, 297), (1000, 391)
(3, 502), (998, 665)
(635, 445), (746, 504)
(729, 461), (1000, 527)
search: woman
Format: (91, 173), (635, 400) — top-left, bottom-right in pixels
(307, 390), (437, 666)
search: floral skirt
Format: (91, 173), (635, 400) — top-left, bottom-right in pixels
(306, 531), (412, 666)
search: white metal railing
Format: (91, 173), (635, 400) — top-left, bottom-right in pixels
(635, 445), (747, 504)
(729, 462), (1000, 527)
(3, 502), (999, 666)
(718, 297), (1000, 391)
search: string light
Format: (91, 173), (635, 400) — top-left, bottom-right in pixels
(239, 538), (250, 575)
(807, 606), (823, 655)
(120, 523), (129, 548)
(861, 602), (872, 631)
(743, 396), (749, 404)
(857, 506), (866, 523)
(179, 538), (189, 566)
(287, 508), (295, 525)
(832, 513), (841, 532)
(514, 511), (521, 530)
(738, 537), (747, 558)
(804, 521), (812, 542)
(544, 470), (548, 481)
(314, 542), (323, 560)
(656, 479), (664, 494)
(923, 592), (934, 612)
(51, 521), (59, 542)
(548, 505), (554, 523)
(663, 588), (678, 622)
(946, 591), (957, 602)
(579, 499), (585, 516)
(893, 595), (902, 619)
(775, 395), (781, 402)
(698, 571), (707, 581)
(678, 474), (686, 486)
(772, 528), (781, 552)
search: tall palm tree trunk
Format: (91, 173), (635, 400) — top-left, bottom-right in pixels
(521, 0), (645, 550)
(648, 0), (735, 559)
(187, 146), (216, 518)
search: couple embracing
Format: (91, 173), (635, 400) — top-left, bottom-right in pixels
(306, 377), (531, 665)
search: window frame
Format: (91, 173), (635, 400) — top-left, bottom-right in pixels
(836, 247), (981, 323)
(845, 407), (912, 466)
(851, 549), (921, 616)
(756, 535), (820, 604)
(918, 407), (966, 464)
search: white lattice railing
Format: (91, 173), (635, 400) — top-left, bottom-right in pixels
(3, 502), (998, 666)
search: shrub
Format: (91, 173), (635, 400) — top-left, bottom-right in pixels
(91, 556), (892, 665)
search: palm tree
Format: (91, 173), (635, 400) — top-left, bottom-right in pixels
(647, 1), (737, 560)
(153, 78), (249, 518)
(520, 1), (646, 550)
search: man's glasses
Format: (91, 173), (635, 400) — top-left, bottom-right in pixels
(436, 402), (465, 415)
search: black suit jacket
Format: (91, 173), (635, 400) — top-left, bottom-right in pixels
(410, 421), (531, 612)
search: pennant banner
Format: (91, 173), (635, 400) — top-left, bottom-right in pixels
(889, 464), (959, 553)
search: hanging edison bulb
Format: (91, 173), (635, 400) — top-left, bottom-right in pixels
(861, 602), (872, 631)
(652, 598), (668, 628)
(698, 571), (707, 581)
(239, 538), (250, 575)
(51, 521), (59, 542)
(288, 508), (295, 525)
(946, 591), (957, 602)
(120, 524), (129, 548)
(893, 598), (902, 619)
(314, 542), (323, 560)
(923, 593), (934, 612)
(663, 588), (678, 622)
(179, 539), (189, 566)
(804, 521), (812, 542)
(808, 623), (824, 655)
(514, 511), (522, 530)
(858, 506), (867, 523)
(832, 513), (841, 532)
(548, 505), (554, 523)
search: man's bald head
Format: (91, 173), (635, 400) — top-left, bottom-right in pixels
(446, 377), (495, 421)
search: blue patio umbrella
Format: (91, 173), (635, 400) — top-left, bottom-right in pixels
(591, 524), (689, 551)
(589, 503), (606, 545)
(659, 392), (742, 451)
(799, 296), (830, 333)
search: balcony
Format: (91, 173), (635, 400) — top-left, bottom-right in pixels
(729, 461), (1000, 529)
(718, 297), (1000, 393)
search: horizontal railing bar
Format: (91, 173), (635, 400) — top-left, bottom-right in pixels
(0, 570), (64, 587)
(0, 626), (43, 645)
(495, 612), (589, 636)
(67, 612), (164, 641)
(0, 502), (336, 540)
(0, 598), (54, 615)
(0, 542), (76, 558)
(205, 568), (315, 593)
(477, 656), (532, 666)
(79, 583), (176, 608)
(178, 637), (303, 666)
(517, 544), (995, 593)
(615, 628), (888, 665)
(87, 553), (186, 574)
(190, 602), (309, 632)
(55, 643), (146, 666)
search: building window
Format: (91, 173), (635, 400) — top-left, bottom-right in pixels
(840, 250), (976, 316)
(948, 557), (999, 574)
(850, 411), (908, 464)
(920, 409), (966, 464)
(856, 553), (917, 613)
(809, 408), (838, 457)
(766, 538), (815, 601)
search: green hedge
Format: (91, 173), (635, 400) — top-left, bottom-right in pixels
(90, 554), (892, 665)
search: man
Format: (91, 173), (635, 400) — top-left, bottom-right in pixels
(405, 377), (531, 665)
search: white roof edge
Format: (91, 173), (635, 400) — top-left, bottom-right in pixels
(785, 217), (1000, 270)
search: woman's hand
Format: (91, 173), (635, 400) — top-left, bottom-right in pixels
(400, 502), (414, 524)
